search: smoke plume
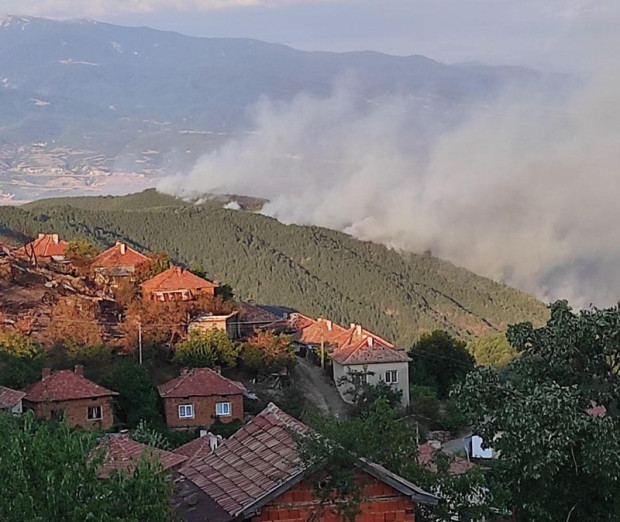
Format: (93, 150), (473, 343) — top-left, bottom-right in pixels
(159, 64), (620, 307)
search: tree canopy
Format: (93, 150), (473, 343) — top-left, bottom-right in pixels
(456, 301), (620, 521)
(409, 330), (475, 399)
(0, 412), (172, 522)
(466, 333), (517, 368)
(173, 329), (239, 368)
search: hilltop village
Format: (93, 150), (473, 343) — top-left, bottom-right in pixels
(1, 232), (618, 522)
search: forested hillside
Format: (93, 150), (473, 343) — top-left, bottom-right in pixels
(1, 190), (547, 346)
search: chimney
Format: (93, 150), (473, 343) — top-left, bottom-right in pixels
(354, 324), (362, 336)
(199, 429), (208, 438)
(367, 336), (373, 347)
(326, 320), (332, 331)
(42, 368), (52, 379)
(119, 243), (126, 255)
(38, 233), (45, 239)
(52, 234), (59, 244)
(214, 365), (222, 375)
(74, 365), (84, 376)
(181, 367), (190, 376)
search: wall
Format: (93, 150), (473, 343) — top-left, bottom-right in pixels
(333, 361), (410, 407)
(253, 474), (416, 522)
(163, 393), (244, 429)
(24, 396), (115, 429)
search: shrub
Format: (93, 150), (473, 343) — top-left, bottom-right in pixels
(173, 330), (239, 368)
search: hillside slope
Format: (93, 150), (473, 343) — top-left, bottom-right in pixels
(1, 190), (547, 346)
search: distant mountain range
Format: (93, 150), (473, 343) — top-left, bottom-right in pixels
(0, 15), (569, 200)
(0, 190), (548, 346)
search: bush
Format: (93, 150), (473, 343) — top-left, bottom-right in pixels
(0, 332), (43, 359)
(409, 384), (440, 421)
(0, 352), (44, 389)
(65, 343), (112, 366)
(209, 418), (243, 438)
(173, 330), (239, 368)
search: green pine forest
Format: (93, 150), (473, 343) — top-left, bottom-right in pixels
(0, 189), (548, 346)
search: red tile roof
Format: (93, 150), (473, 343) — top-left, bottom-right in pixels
(16, 234), (69, 258)
(587, 403), (607, 417)
(177, 403), (309, 519)
(173, 434), (216, 467)
(158, 368), (247, 399)
(418, 444), (475, 476)
(92, 242), (149, 269)
(331, 328), (411, 365)
(141, 266), (218, 293)
(97, 434), (187, 478)
(289, 314), (410, 365)
(0, 385), (26, 409)
(237, 302), (280, 325)
(174, 403), (438, 522)
(23, 369), (118, 402)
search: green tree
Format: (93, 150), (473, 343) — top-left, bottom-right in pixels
(0, 411), (172, 521)
(466, 333), (517, 368)
(455, 301), (620, 521)
(300, 399), (503, 522)
(100, 361), (161, 428)
(409, 330), (475, 399)
(0, 333), (44, 389)
(239, 330), (294, 377)
(173, 329), (239, 368)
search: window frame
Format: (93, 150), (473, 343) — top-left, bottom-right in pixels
(384, 369), (398, 384)
(215, 401), (231, 417)
(178, 404), (195, 419)
(87, 405), (103, 421)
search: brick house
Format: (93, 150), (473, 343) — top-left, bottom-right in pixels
(16, 233), (69, 264)
(91, 241), (149, 280)
(96, 434), (188, 478)
(158, 368), (246, 429)
(173, 403), (438, 521)
(141, 266), (218, 302)
(0, 385), (26, 414)
(22, 365), (118, 429)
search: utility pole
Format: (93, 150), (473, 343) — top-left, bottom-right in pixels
(138, 322), (143, 365)
(320, 322), (325, 371)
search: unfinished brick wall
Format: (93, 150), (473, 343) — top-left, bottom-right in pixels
(163, 393), (244, 429)
(25, 396), (115, 430)
(253, 474), (416, 522)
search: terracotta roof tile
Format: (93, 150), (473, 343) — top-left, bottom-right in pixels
(97, 434), (187, 478)
(418, 444), (475, 475)
(92, 242), (149, 269)
(158, 368), (247, 398)
(16, 234), (69, 258)
(177, 403), (308, 518)
(141, 266), (217, 293)
(0, 385), (26, 409)
(23, 369), (118, 402)
(289, 314), (410, 365)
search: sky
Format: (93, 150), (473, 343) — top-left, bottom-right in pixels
(0, 0), (615, 73)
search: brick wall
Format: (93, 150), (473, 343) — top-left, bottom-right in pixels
(25, 396), (115, 430)
(253, 474), (416, 522)
(163, 393), (244, 429)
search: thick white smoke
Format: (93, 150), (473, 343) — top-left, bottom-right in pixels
(159, 63), (620, 307)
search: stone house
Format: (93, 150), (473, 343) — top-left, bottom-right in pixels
(173, 403), (438, 522)
(22, 365), (118, 429)
(141, 266), (218, 302)
(158, 368), (246, 429)
(0, 385), (26, 414)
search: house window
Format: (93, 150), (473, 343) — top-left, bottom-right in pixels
(178, 404), (194, 419)
(215, 402), (231, 416)
(50, 409), (65, 422)
(351, 372), (368, 387)
(384, 370), (398, 384)
(87, 405), (103, 421)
